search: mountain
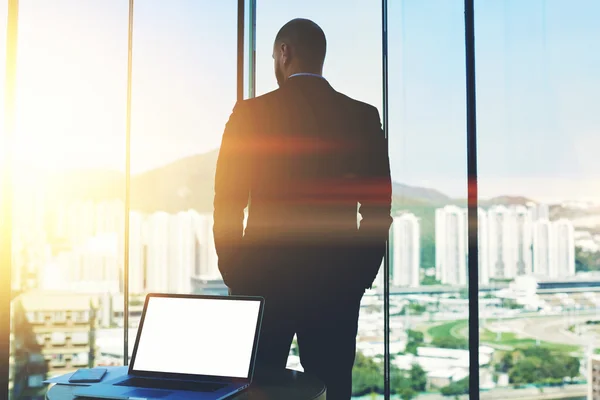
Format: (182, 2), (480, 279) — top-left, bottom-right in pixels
(479, 196), (534, 207)
(40, 150), (456, 213)
(131, 150), (219, 213)
(37, 150), (556, 215)
(392, 182), (451, 205)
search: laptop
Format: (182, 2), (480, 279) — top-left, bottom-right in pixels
(74, 293), (264, 400)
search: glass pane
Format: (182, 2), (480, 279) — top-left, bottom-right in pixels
(127, 0), (237, 355)
(389, 0), (469, 398)
(256, 1), (384, 396)
(476, 0), (599, 398)
(8, 1), (128, 398)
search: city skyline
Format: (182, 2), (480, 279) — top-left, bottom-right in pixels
(11, 197), (583, 294)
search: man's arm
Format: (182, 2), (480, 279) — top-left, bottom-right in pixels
(356, 106), (393, 289)
(213, 101), (252, 286)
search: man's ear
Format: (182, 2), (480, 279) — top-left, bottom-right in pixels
(281, 43), (292, 65)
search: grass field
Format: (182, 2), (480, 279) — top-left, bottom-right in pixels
(424, 319), (581, 353)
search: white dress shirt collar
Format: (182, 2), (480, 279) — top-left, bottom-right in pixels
(288, 72), (326, 80)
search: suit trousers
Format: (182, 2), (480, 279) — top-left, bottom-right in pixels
(230, 284), (364, 400)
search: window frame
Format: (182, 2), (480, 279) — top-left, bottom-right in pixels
(0, 1), (484, 399)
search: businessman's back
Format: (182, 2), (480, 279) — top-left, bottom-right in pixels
(213, 18), (392, 400)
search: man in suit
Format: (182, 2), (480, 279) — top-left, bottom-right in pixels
(213, 18), (392, 400)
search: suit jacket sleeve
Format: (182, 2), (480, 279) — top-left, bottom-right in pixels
(356, 106), (393, 288)
(213, 100), (252, 285)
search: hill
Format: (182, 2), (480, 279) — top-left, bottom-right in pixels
(41, 150), (452, 214)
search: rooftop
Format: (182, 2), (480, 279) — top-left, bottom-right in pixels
(17, 290), (96, 311)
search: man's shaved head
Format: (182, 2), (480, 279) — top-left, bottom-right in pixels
(273, 18), (327, 86)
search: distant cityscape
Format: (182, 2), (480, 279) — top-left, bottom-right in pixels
(10, 197), (579, 296)
(7, 188), (600, 400)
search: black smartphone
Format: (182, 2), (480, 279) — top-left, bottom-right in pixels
(68, 368), (108, 383)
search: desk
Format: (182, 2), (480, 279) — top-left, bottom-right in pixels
(46, 369), (326, 400)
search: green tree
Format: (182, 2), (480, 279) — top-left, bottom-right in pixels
(563, 356), (581, 379)
(405, 330), (424, 355)
(506, 348), (581, 386)
(495, 351), (514, 373)
(510, 358), (542, 385)
(409, 363), (427, 392)
(440, 376), (469, 397)
(575, 247), (600, 272)
(390, 365), (407, 393)
(421, 275), (441, 286)
(399, 387), (417, 400)
(352, 352), (383, 396)
(398, 303), (427, 316)
(522, 346), (552, 359)
(407, 330), (424, 343)
(390, 368), (417, 400)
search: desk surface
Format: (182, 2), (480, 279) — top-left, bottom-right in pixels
(46, 369), (326, 400)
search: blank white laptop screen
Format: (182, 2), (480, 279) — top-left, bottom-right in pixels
(132, 297), (261, 379)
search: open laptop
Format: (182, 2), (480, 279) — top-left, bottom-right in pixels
(74, 293), (264, 400)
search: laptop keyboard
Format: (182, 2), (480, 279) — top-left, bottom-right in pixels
(116, 377), (227, 392)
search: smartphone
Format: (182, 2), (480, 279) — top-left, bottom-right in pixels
(68, 368), (108, 383)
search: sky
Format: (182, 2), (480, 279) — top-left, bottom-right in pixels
(0, 0), (599, 202)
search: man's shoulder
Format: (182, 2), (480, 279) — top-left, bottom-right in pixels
(333, 91), (379, 117)
(238, 88), (282, 110)
(234, 87), (378, 120)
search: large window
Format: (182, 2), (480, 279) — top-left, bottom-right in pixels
(388, 1), (470, 397)
(4, 1), (599, 399)
(255, 0), (384, 392)
(476, 1), (600, 398)
(7, 1), (128, 398)
(127, 0), (238, 355)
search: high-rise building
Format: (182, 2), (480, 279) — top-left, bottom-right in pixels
(66, 200), (97, 246)
(194, 214), (220, 280)
(17, 291), (98, 377)
(554, 219), (575, 278)
(528, 202), (550, 221)
(478, 208), (490, 285)
(488, 205), (515, 279)
(95, 200), (124, 236)
(513, 206), (533, 277)
(128, 211), (146, 294)
(435, 206), (467, 285)
(45, 232), (120, 293)
(167, 210), (200, 293)
(145, 212), (170, 293)
(532, 218), (575, 279)
(532, 219), (552, 277)
(391, 213), (420, 287)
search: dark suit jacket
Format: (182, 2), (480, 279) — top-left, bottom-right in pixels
(213, 75), (392, 295)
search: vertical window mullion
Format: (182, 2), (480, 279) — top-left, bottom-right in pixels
(237, 0), (245, 102)
(382, 0), (390, 399)
(123, 0), (135, 366)
(464, 0), (480, 397)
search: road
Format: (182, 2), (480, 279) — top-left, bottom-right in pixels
(485, 314), (599, 349)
